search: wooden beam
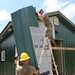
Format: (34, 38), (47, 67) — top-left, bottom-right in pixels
(52, 47), (75, 50)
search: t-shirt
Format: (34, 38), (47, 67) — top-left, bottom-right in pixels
(17, 65), (36, 75)
(43, 14), (53, 28)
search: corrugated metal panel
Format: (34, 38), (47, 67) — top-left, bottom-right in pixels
(0, 33), (15, 75)
(55, 18), (75, 75)
(11, 6), (38, 69)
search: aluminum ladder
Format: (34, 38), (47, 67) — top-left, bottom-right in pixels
(38, 37), (59, 75)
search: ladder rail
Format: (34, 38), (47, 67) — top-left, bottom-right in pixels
(38, 48), (44, 68)
(44, 46), (53, 75)
(38, 38), (48, 68)
(48, 38), (59, 75)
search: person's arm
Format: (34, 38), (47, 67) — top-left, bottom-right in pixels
(14, 57), (19, 65)
(38, 14), (45, 21)
(33, 67), (39, 75)
(34, 70), (39, 75)
(35, 12), (45, 22)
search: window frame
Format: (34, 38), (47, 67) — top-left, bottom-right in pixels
(1, 50), (5, 61)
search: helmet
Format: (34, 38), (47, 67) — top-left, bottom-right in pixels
(20, 52), (30, 61)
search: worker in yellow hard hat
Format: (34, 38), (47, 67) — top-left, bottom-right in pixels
(20, 52), (30, 66)
(20, 52), (30, 61)
(16, 52), (39, 75)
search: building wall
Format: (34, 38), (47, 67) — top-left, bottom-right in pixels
(0, 33), (16, 75)
(55, 17), (75, 75)
(0, 12), (75, 75)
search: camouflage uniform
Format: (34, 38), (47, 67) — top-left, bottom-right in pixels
(43, 14), (57, 46)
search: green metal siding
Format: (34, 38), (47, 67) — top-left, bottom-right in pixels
(0, 33), (16, 75)
(11, 6), (38, 69)
(55, 17), (75, 75)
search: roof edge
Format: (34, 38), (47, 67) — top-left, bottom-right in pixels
(0, 21), (13, 42)
(47, 11), (75, 28)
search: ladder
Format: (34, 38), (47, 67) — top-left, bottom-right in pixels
(38, 37), (59, 75)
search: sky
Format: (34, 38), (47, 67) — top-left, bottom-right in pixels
(0, 0), (75, 33)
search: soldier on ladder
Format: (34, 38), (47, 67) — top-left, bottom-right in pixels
(36, 9), (59, 75)
(38, 9), (57, 47)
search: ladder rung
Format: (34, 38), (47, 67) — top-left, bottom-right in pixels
(52, 69), (56, 71)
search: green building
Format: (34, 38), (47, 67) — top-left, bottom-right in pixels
(0, 6), (75, 75)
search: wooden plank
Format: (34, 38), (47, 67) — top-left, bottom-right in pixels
(52, 47), (75, 50)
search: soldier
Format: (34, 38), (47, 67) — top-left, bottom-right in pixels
(38, 9), (57, 47)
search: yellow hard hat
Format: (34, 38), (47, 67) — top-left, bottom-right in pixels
(20, 52), (30, 61)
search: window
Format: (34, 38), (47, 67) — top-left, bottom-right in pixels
(1, 50), (5, 61)
(53, 16), (59, 25)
